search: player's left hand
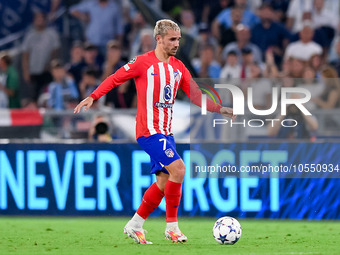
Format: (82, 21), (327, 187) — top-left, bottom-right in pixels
(220, 107), (236, 122)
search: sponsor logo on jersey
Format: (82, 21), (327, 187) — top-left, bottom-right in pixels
(165, 148), (174, 158)
(164, 84), (172, 102)
(154, 102), (173, 108)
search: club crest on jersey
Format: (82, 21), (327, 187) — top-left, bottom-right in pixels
(164, 84), (172, 102)
(165, 148), (174, 158)
(173, 70), (181, 82)
(128, 56), (137, 64)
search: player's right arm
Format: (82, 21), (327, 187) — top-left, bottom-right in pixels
(74, 57), (141, 113)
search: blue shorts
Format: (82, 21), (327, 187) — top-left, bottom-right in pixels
(137, 133), (181, 174)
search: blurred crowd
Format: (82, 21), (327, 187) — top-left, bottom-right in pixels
(1, 0), (340, 139)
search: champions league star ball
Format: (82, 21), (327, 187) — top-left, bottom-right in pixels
(212, 216), (242, 245)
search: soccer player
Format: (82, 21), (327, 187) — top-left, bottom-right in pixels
(74, 19), (236, 244)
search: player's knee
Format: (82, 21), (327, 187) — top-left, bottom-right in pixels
(174, 163), (186, 181)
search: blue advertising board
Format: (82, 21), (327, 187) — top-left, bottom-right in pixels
(0, 143), (339, 219)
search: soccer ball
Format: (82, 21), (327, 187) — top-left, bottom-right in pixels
(212, 216), (242, 245)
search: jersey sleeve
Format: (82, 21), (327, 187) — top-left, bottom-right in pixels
(89, 56), (141, 100)
(180, 66), (222, 113)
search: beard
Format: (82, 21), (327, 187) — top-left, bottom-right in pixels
(162, 41), (178, 56)
(167, 47), (178, 56)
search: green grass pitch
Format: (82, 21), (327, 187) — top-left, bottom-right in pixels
(1, 217), (340, 254)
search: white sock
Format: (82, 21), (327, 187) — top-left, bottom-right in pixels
(166, 222), (178, 229)
(129, 213), (145, 229)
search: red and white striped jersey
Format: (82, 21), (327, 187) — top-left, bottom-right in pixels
(90, 51), (221, 139)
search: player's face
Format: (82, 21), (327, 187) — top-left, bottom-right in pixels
(161, 30), (181, 56)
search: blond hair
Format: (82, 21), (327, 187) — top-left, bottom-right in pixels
(154, 19), (180, 38)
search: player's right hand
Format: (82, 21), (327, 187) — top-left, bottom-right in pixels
(74, 97), (94, 114)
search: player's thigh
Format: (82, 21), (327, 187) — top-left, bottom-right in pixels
(151, 157), (169, 174)
(137, 133), (181, 167)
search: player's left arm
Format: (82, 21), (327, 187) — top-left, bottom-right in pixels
(180, 67), (236, 121)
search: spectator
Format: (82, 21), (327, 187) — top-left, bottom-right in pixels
(67, 43), (102, 93)
(48, 60), (79, 110)
(245, 62), (273, 110)
(251, 3), (291, 65)
(263, 48), (279, 78)
(311, 0), (336, 48)
(312, 66), (340, 108)
(302, 66), (317, 81)
(328, 36), (340, 63)
(286, 0), (312, 33)
(192, 45), (221, 78)
(222, 24), (262, 64)
(70, 0), (123, 56)
(130, 28), (156, 59)
(309, 54), (323, 77)
(213, 0), (260, 31)
(0, 70), (7, 108)
(267, 0), (290, 23)
(49, 0), (64, 22)
(101, 40), (125, 81)
(277, 58), (294, 78)
(290, 58), (306, 78)
(322, 0), (340, 17)
(121, 0), (133, 54)
(268, 103), (318, 139)
(218, 7), (243, 48)
(220, 51), (241, 79)
(280, 76), (295, 88)
(140, 29), (156, 55)
(22, 11), (60, 101)
(240, 48), (255, 79)
(83, 43), (104, 70)
(329, 39), (340, 75)
(79, 68), (100, 100)
(195, 23), (219, 57)
(289, 21), (331, 50)
(298, 66), (324, 110)
(287, 0), (337, 35)
(247, 0), (262, 13)
(204, 0), (233, 25)
(284, 22), (323, 61)
(219, 51), (241, 106)
(180, 10), (199, 38)
(105, 80), (137, 108)
(68, 41), (84, 67)
(101, 40), (137, 109)
(312, 0), (338, 30)
(179, 0), (204, 24)
(129, 12), (152, 59)
(0, 53), (20, 108)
